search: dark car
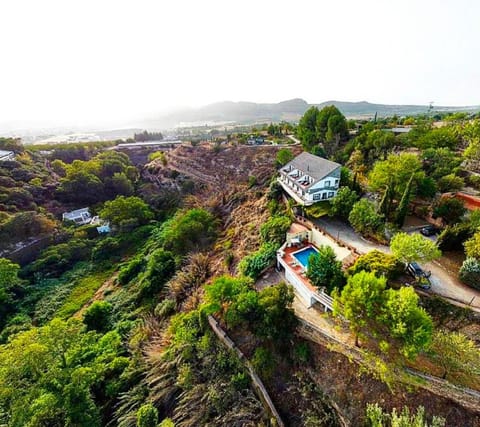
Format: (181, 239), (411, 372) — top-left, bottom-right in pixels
(420, 225), (440, 236)
(406, 262), (432, 289)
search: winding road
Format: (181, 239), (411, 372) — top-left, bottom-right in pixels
(313, 217), (480, 311)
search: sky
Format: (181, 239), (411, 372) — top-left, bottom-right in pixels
(0, 0), (479, 127)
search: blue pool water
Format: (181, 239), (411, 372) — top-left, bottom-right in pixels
(293, 246), (318, 268)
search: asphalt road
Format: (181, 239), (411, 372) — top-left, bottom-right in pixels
(313, 216), (480, 311)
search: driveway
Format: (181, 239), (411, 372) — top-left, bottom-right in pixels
(312, 217), (480, 311)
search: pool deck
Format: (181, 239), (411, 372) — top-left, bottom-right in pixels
(281, 244), (319, 294)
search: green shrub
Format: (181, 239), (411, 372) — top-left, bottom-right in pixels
(459, 257), (480, 290)
(348, 199), (384, 237)
(156, 208), (217, 255)
(118, 255), (145, 285)
(83, 300), (112, 332)
(138, 249), (176, 298)
(154, 299), (176, 319)
(348, 250), (403, 280)
(91, 237), (121, 262)
(251, 347), (275, 379)
(305, 201), (331, 219)
(259, 215), (291, 245)
(136, 403), (158, 427)
(23, 239), (91, 278)
(237, 243), (278, 279)
(437, 223), (473, 251)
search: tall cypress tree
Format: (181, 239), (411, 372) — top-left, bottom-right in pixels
(395, 173), (414, 227)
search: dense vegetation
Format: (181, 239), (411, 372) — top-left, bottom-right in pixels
(0, 106), (479, 427)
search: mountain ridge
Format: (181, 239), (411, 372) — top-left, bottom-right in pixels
(144, 98), (480, 128)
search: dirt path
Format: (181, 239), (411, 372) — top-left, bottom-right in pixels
(313, 217), (480, 311)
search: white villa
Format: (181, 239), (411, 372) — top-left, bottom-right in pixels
(0, 150), (15, 162)
(277, 221), (353, 310)
(62, 208), (93, 225)
(278, 152), (341, 206)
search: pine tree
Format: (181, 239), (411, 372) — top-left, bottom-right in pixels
(395, 173), (414, 227)
(378, 185), (391, 218)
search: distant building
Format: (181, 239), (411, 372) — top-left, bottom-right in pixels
(62, 208), (92, 225)
(277, 152), (341, 206)
(383, 127), (412, 135)
(247, 136), (265, 145)
(0, 150), (15, 161)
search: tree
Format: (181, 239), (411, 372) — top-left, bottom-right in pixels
(297, 105), (347, 153)
(459, 257), (480, 290)
(100, 195), (153, 229)
(347, 250), (402, 280)
(422, 147), (462, 180)
(275, 148), (294, 166)
(329, 187), (359, 220)
(430, 330), (480, 381)
(395, 173), (414, 227)
(464, 231), (480, 259)
(57, 169), (105, 204)
(433, 197), (466, 225)
(255, 282), (297, 341)
(377, 183), (394, 218)
(348, 199), (384, 237)
(297, 106), (319, 150)
(136, 403), (159, 427)
(390, 232), (441, 264)
(259, 215), (291, 245)
(365, 130), (396, 160)
(380, 287), (433, 359)
(368, 153), (424, 202)
(157, 208), (217, 255)
(0, 258), (21, 326)
(416, 126), (458, 149)
(0, 318), (125, 427)
(333, 271), (386, 346)
(306, 246), (345, 293)
(237, 242), (278, 279)
(83, 301), (113, 332)
(203, 275), (254, 327)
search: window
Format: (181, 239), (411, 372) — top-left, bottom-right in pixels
(335, 179), (339, 186)
(328, 191), (334, 198)
(313, 193), (321, 200)
(322, 192), (327, 200)
(324, 180), (330, 187)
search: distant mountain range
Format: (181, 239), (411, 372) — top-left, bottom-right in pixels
(4, 99), (480, 141)
(144, 98), (480, 129)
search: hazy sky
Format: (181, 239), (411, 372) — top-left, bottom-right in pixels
(1, 0), (479, 126)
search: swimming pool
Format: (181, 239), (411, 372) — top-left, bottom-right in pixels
(292, 246), (319, 269)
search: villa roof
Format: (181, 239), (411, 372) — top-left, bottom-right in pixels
(63, 207), (90, 219)
(283, 152), (340, 182)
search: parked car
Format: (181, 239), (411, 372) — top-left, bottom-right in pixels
(406, 262), (432, 289)
(420, 225), (440, 236)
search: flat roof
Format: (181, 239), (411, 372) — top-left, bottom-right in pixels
(288, 222), (310, 234)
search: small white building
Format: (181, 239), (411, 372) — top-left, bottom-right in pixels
(62, 208), (92, 226)
(277, 152), (341, 206)
(0, 150), (15, 161)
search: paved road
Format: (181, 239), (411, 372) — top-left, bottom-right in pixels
(313, 217), (480, 311)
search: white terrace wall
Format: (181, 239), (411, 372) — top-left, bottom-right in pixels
(278, 255), (315, 307)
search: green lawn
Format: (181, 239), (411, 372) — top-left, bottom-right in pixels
(304, 201), (331, 219)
